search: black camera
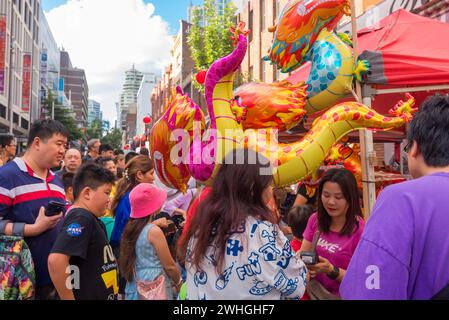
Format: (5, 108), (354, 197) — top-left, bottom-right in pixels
(300, 251), (318, 265)
(45, 201), (65, 217)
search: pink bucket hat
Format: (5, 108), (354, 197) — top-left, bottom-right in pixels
(129, 183), (167, 219)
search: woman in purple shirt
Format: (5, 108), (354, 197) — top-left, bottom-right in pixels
(300, 168), (365, 297)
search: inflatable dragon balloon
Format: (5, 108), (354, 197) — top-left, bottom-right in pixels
(150, 0), (416, 192)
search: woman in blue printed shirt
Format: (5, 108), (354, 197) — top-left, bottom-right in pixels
(178, 149), (308, 300)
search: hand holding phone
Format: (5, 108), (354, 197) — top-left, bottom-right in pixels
(45, 201), (66, 217)
(300, 251), (318, 265)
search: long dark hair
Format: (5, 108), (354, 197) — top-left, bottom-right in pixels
(111, 155), (153, 214)
(119, 215), (153, 282)
(317, 168), (362, 236)
(179, 148), (275, 273)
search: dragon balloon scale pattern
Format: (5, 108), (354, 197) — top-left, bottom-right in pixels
(150, 0), (417, 192)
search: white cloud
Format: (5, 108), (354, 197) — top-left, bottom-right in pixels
(46, 0), (173, 125)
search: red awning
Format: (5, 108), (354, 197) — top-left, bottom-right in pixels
(358, 9), (449, 86)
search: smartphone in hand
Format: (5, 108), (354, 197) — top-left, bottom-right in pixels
(45, 201), (65, 217)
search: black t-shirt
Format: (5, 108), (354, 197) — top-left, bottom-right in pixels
(51, 208), (118, 300)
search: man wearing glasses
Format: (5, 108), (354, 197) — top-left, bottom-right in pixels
(83, 139), (101, 163)
(0, 134), (17, 167)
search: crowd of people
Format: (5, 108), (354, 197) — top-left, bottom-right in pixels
(1, 94), (449, 300)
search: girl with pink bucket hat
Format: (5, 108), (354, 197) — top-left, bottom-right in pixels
(119, 183), (182, 300)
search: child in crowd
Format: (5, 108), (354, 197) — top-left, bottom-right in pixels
(62, 172), (75, 205)
(287, 205), (313, 253)
(120, 183), (181, 300)
(96, 157), (118, 178)
(48, 163), (118, 300)
(96, 157), (118, 240)
(114, 154), (126, 179)
(110, 155), (161, 297)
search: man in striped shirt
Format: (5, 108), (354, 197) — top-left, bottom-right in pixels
(0, 119), (68, 300)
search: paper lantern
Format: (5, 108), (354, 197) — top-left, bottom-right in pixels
(143, 115), (152, 124)
(196, 70), (207, 85)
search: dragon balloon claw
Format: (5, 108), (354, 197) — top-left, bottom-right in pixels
(354, 60), (371, 82)
(230, 98), (248, 123)
(389, 93), (418, 122)
(337, 32), (353, 47)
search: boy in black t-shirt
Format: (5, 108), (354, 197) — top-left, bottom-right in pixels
(48, 163), (118, 300)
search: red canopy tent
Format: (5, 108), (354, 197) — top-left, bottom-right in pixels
(287, 9), (449, 124)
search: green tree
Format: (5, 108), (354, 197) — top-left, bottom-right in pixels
(42, 90), (83, 141)
(86, 118), (103, 140)
(101, 128), (123, 149)
(187, 0), (237, 90)
(188, 7), (208, 71)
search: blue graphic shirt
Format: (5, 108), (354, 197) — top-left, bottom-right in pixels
(185, 216), (308, 300)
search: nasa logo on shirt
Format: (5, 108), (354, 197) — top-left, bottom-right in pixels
(66, 223), (84, 237)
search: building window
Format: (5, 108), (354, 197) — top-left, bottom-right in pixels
(21, 117), (28, 130)
(0, 104), (6, 119)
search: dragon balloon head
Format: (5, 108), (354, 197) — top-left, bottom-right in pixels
(266, 0), (350, 73)
(150, 87), (205, 193)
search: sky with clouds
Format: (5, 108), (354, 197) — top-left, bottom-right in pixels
(43, 0), (243, 126)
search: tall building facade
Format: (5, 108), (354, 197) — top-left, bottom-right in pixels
(60, 50), (89, 128)
(188, 0), (234, 26)
(136, 73), (158, 136)
(119, 65), (143, 142)
(38, 8), (61, 121)
(102, 120), (110, 135)
(217, 0), (232, 15)
(152, 20), (207, 124)
(238, 0), (289, 85)
(0, 0), (41, 137)
(88, 99), (101, 125)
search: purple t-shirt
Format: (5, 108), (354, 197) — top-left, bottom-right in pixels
(341, 172), (449, 300)
(303, 213), (365, 296)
